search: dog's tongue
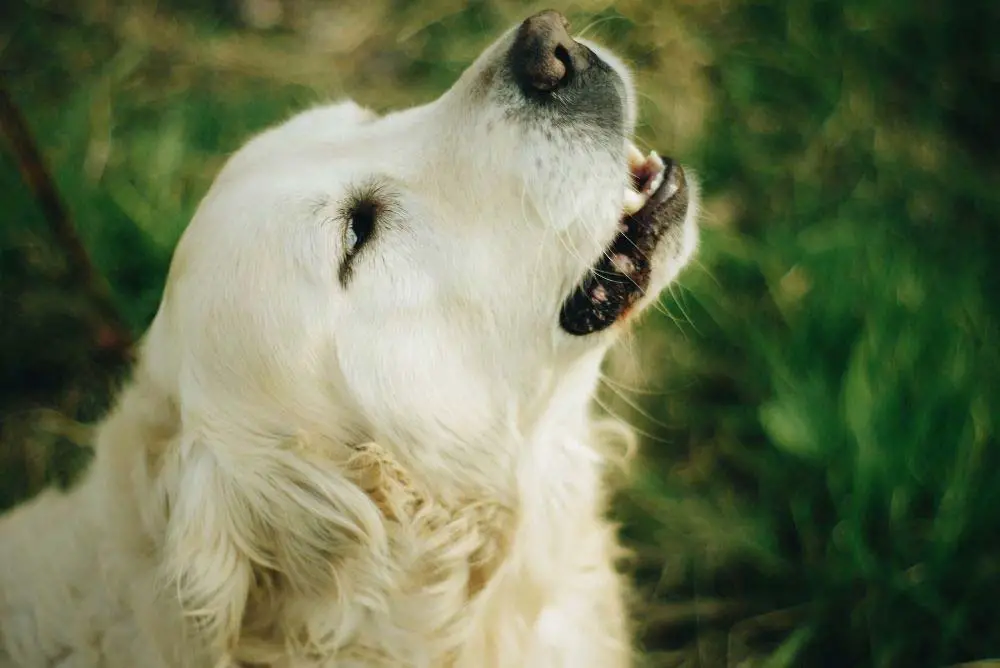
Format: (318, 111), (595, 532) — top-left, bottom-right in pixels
(559, 158), (685, 336)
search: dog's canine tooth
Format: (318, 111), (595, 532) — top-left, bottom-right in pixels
(646, 150), (664, 171)
(623, 187), (646, 215)
(626, 142), (645, 171)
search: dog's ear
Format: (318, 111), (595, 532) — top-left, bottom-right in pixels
(159, 423), (389, 661)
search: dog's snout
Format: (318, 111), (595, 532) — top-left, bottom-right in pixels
(509, 10), (589, 93)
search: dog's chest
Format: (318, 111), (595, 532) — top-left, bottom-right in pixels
(250, 442), (618, 668)
(346, 447), (613, 668)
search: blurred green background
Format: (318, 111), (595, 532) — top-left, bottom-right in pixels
(1, 0), (998, 666)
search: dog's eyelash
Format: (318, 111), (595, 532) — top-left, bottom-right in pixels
(338, 181), (396, 286)
(345, 200), (378, 256)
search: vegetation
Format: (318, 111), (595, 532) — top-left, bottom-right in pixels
(2, 0), (997, 665)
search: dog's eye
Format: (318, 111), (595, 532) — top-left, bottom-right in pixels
(345, 199), (377, 255)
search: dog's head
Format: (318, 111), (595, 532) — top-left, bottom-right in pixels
(151, 10), (698, 464)
(134, 11), (698, 658)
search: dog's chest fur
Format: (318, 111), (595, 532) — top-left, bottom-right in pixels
(227, 440), (627, 668)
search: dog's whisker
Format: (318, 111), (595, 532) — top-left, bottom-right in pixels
(599, 378), (677, 432)
(665, 281), (702, 336)
(574, 15), (626, 41)
(597, 372), (665, 397)
(596, 249), (647, 295)
(592, 394), (674, 446)
(522, 178), (549, 308)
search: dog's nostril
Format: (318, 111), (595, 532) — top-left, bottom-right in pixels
(509, 9), (586, 94)
(553, 43), (573, 77)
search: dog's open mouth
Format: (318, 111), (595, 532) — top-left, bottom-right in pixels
(559, 143), (689, 336)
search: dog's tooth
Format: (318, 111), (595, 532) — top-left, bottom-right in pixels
(623, 187), (646, 215)
(626, 143), (646, 170)
(645, 169), (665, 196)
(646, 150), (665, 172)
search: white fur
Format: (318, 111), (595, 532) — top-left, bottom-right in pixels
(0, 21), (698, 668)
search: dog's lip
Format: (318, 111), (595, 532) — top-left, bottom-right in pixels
(614, 155), (687, 262)
(557, 151), (688, 336)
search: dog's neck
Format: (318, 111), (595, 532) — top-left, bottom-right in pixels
(362, 343), (614, 509)
(81, 337), (623, 665)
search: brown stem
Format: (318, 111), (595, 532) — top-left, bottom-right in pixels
(0, 82), (134, 366)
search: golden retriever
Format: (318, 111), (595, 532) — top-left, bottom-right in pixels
(0, 10), (698, 667)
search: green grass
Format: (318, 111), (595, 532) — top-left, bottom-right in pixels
(2, 0), (998, 665)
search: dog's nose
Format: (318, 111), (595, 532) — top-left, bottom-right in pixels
(509, 10), (588, 93)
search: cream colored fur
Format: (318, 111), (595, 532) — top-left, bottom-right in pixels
(0, 19), (698, 668)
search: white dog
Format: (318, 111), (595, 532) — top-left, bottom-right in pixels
(0, 10), (698, 667)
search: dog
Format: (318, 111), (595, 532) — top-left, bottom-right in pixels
(0, 10), (698, 667)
